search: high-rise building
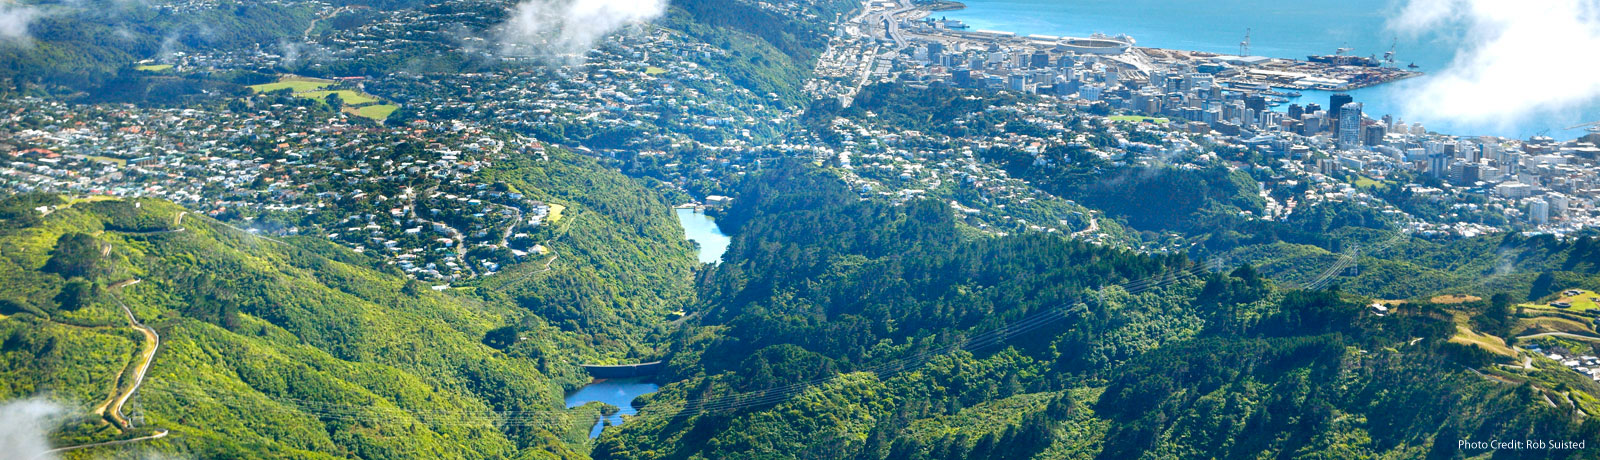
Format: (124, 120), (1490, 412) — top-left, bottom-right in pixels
(1551, 194), (1572, 216)
(1303, 112), (1324, 133)
(1529, 199), (1550, 225)
(1287, 103), (1304, 119)
(1428, 153), (1449, 179)
(1244, 95), (1267, 112)
(1450, 160), (1468, 184)
(1363, 124), (1386, 146)
(953, 68), (973, 87)
(1329, 93), (1353, 134)
(1329, 93), (1353, 112)
(1461, 164), (1482, 185)
(1338, 103), (1363, 149)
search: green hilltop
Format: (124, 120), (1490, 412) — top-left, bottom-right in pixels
(0, 144), (699, 458)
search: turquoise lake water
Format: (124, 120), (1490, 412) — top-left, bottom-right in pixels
(564, 378), (659, 439)
(942, 0), (1600, 139)
(675, 207), (730, 264)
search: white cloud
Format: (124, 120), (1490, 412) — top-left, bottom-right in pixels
(497, 0), (667, 61)
(0, 0), (42, 44)
(1388, 0), (1600, 129)
(0, 398), (68, 460)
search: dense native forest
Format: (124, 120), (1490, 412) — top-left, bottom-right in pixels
(591, 165), (1600, 459)
(7, 0), (1600, 459)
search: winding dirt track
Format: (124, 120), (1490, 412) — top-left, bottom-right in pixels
(35, 430), (169, 460)
(105, 280), (159, 430)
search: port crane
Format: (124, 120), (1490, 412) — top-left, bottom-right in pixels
(1383, 37), (1396, 67)
(1566, 121), (1600, 133)
(1239, 28), (1250, 56)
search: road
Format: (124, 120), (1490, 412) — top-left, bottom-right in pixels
(869, 1), (915, 49)
(1070, 216), (1099, 239)
(35, 430), (169, 460)
(106, 280), (160, 431)
(303, 6), (355, 40)
(493, 203), (523, 248)
(1517, 331), (1600, 343)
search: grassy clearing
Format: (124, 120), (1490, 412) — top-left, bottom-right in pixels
(134, 64), (173, 72)
(248, 76), (394, 120)
(1431, 294), (1482, 304)
(1516, 316), (1597, 336)
(85, 156), (127, 166)
(1450, 312), (1516, 357)
(300, 90), (379, 105)
(1559, 290), (1600, 310)
(248, 79), (333, 94)
(645, 66), (667, 76)
(1523, 289), (1600, 312)
(547, 203), (566, 223)
(65, 195), (122, 207)
(348, 104), (399, 121)
(1452, 326), (1517, 357)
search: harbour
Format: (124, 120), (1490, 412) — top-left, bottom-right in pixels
(927, 0), (1600, 139)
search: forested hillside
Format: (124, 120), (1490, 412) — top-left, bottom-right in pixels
(471, 149), (699, 362)
(0, 144), (699, 458)
(0, 0), (316, 95)
(591, 165), (1600, 459)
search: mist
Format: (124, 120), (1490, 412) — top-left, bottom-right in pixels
(1388, 0), (1600, 130)
(497, 0), (667, 61)
(0, 0), (40, 44)
(0, 398), (68, 460)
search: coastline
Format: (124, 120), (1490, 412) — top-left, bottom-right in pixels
(922, 0), (966, 11)
(1341, 70), (1423, 91)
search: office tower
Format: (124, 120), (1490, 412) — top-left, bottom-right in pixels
(1329, 93), (1353, 134)
(1428, 152), (1449, 179)
(1363, 124), (1385, 146)
(1329, 93), (1353, 112)
(1244, 95), (1267, 112)
(1338, 102), (1363, 148)
(1030, 52), (1050, 68)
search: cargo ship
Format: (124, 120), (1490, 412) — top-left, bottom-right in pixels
(1308, 46), (1379, 67)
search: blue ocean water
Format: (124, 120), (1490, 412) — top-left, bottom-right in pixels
(942, 0), (1600, 139)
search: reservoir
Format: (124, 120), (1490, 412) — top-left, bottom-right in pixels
(675, 207), (730, 264)
(942, 0), (1600, 139)
(564, 378), (659, 439)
